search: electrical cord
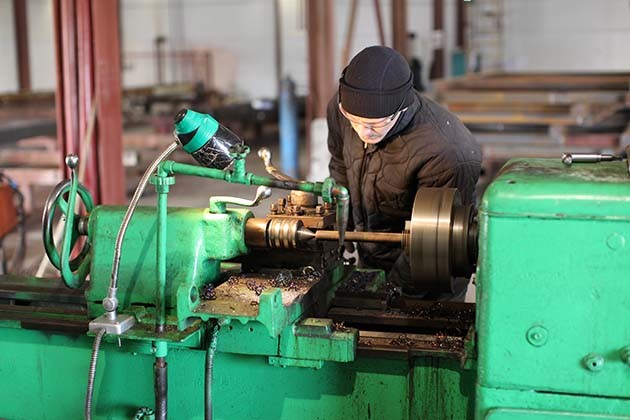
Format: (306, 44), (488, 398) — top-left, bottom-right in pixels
(85, 328), (107, 420)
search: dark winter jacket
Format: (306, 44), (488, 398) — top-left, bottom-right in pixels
(327, 90), (482, 294)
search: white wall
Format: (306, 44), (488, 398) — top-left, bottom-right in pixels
(503, 0), (630, 72)
(12, 1), (629, 98)
(0, 1), (18, 92)
(28, 0), (55, 91)
(0, 0), (442, 98)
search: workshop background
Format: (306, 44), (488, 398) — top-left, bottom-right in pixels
(1, 0), (628, 278)
(0, 1), (629, 419)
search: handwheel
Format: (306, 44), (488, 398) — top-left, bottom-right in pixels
(42, 155), (94, 288)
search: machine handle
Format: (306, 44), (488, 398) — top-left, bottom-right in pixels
(209, 185), (272, 213)
(257, 147), (301, 182)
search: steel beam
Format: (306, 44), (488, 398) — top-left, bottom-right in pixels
(391, 0), (407, 57)
(430, 0), (444, 79)
(307, 0), (334, 120)
(13, 0), (31, 91)
(52, 0), (124, 205)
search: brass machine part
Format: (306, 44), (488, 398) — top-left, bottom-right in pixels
(245, 218), (306, 249)
(244, 188), (478, 292)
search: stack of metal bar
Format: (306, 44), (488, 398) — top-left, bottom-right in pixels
(433, 72), (630, 184)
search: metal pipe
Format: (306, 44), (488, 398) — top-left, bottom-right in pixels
(205, 322), (220, 420)
(154, 357), (168, 420)
(155, 172), (171, 333)
(106, 141), (178, 319)
(85, 328), (107, 420)
(160, 160), (324, 195)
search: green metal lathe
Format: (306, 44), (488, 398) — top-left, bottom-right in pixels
(0, 110), (628, 420)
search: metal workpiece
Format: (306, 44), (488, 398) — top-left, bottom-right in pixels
(314, 230), (403, 245)
(409, 188), (477, 293)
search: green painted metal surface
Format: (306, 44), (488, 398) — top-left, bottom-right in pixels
(0, 327), (474, 420)
(476, 159), (630, 417)
(87, 206), (250, 321)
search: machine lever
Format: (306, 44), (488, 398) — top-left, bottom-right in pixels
(210, 186), (272, 213)
(257, 147), (301, 182)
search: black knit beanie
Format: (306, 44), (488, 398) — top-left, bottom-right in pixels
(339, 46), (414, 118)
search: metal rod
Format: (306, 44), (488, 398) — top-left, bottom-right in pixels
(154, 357), (168, 420)
(155, 173), (170, 333)
(160, 160), (324, 194)
(315, 230), (402, 244)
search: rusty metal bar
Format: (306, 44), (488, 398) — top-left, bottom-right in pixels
(373, 0), (386, 46)
(430, 0), (444, 79)
(307, 0), (334, 119)
(341, 0), (358, 67)
(92, 0), (125, 204)
(391, 0), (407, 57)
(53, 0), (124, 205)
(456, 0), (466, 50)
(315, 230), (402, 244)
(13, 0), (31, 91)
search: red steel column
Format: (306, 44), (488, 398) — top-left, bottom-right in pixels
(307, 0), (334, 120)
(430, 0), (445, 79)
(92, 0), (124, 204)
(392, 0), (407, 57)
(13, 0), (31, 91)
(53, 0), (124, 205)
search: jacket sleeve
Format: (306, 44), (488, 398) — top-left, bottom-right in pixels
(326, 96), (349, 188)
(416, 158), (480, 205)
(326, 95), (355, 231)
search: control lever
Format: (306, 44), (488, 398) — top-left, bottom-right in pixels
(210, 186), (272, 213)
(257, 147), (301, 182)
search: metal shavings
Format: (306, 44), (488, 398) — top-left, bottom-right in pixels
(245, 280), (266, 296)
(301, 266), (321, 281)
(332, 321), (350, 333)
(405, 303), (474, 322)
(200, 283), (217, 300)
(270, 270), (293, 288)
(389, 334), (415, 347)
(431, 331), (464, 351)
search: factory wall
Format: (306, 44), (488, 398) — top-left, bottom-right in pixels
(1, 1), (628, 96)
(502, 0), (630, 72)
(0, 0), (18, 92)
(0, 0), (443, 99)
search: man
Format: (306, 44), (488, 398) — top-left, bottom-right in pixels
(327, 46), (481, 299)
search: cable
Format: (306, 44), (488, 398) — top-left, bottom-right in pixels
(106, 140), (179, 317)
(85, 328), (107, 420)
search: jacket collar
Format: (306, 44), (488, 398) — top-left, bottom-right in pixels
(376, 90), (422, 147)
